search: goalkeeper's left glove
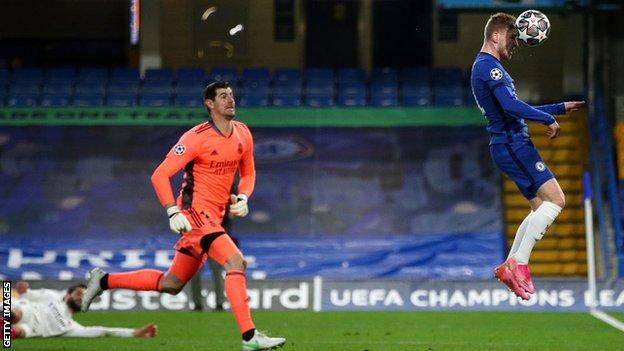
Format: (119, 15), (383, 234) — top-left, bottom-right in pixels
(229, 194), (249, 217)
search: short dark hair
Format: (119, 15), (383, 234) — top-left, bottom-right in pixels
(484, 13), (516, 40)
(203, 80), (231, 101)
(67, 283), (87, 294)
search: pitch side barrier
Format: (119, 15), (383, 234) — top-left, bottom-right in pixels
(8, 279), (624, 312)
(0, 107), (484, 127)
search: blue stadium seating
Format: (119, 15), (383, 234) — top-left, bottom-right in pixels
(106, 94), (136, 107)
(139, 93), (171, 107)
(144, 68), (173, 83)
(176, 67), (205, 82)
(371, 95), (399, 107)
(306, 93), (334, 107)
(238, 94), (269, 107)
(73, 95), (104, 107)
(371, 67), (398, 83)
(0, 65), (477, 107)
(274, 68), (302, 85)
(338, 94), (366, 107)
(337, 68), (366, 84)
(46, 68), (76, 83)
(174, 94), (203, 107)
(111, 67), (140, 82)
(41, 94), (71, 107)
(241, 67), (271, 82)
(209, 67), (237, 83)
(7, 94), (38, 107)
(306, 68), (334, 84)
(272, 94), (301, 107)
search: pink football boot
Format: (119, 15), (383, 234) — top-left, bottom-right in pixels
(494, 256), (530, 300)
(515, 264), (536, 294)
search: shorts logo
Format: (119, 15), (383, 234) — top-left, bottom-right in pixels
(173, 144), (186, 155)
(490, 68), (503, 80)
(535, 161), (546, 172)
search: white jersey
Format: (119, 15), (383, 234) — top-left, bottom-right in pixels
(15, 289), (134, 338)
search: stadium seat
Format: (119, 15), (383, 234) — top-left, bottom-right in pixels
(9, 83), (40, 95)
(106, 94), (136, 107)
(241, 67), (271, 83)
(209, 67), (238, 83)
(46, 68), (77, 83)
(274, 68), (302, 85)
(274, 84), (302, 96)
(176, 67), (205, 82)
(7, 93), (39, 107)
(371, 67), (398, 83)
(139, 93), (171, 107)
(144, 68), (173, 83)
(111, 67), (140, 82)
(174, 94), (203, 107)
(108, 81), (139, 94)
(175, 81), (204, 96)
(306, 82), (335, 96)
(402, 66), (431, 84)
(12, 68), (43, 83)
(338, 81), (366, 95)
(338, 94), (366, 107)
(77, 68), (108, 85)
(272, 94), (301, 107)
(41, 94), (71, 107)
(305, 93), (334, 107)
(432, 67), (464, 87)
(305, 68), (334, 84)
(402, 94), (431, 106)
(371, 95), (398, 107)
(238, 94), (269, 107)
(337, 68), (366, 84)
(142, 81), (172, 94)
(42, 82), (73, 95)
(434, 94), (464, 106)
(73, 94), (104, 106)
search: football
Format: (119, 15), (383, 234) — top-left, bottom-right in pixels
(515, 9), (551, 46)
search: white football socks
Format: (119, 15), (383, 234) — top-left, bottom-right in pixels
(508, 211), (533, 259)
(515, 201), (562, 264)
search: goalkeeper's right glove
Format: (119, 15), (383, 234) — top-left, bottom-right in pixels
(166, 205), (192, 234)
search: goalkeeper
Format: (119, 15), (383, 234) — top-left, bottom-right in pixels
(81, 81), (285, 351)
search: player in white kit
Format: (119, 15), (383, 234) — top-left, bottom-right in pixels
(9, 281), (157, 338)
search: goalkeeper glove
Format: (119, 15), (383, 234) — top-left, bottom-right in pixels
(229, 194), (249, 217)
(166, 205), (192, 234)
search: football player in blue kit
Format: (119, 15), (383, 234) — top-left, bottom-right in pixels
(470, 12), (585, 300)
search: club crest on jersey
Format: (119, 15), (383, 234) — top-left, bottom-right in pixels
(535, 161), (546, 172)
(173, 144), (186, 155)
(490, 68), (503, 80)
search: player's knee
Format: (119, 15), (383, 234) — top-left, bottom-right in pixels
(161, 283), (184, 295)
(159, 275), (186, 295)
(553, 194), (565, 209)
(225, 253), (246, 271)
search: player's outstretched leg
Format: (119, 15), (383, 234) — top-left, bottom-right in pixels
(242, 330), (286, 351)
(494, 256), (529, 300)
(81, 267), (106, 312)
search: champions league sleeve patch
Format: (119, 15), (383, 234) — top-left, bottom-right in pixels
(173, 144), (186, 155)
(490, 68), (503, 80)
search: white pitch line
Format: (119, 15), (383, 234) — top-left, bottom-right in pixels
(590, 307), (624, 332)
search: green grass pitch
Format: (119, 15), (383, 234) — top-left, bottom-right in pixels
(15, 310), (624, 350)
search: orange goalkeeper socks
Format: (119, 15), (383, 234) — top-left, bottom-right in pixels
(105, 269), (164, 291)
(225, 269), (255, 334)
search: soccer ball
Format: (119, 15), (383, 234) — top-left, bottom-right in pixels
(515, 10), (551, 47)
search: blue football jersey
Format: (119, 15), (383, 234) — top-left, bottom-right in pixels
(470, 52), (564, 145)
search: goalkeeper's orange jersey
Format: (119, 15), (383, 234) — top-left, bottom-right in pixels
(151, 120), (255, 211)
